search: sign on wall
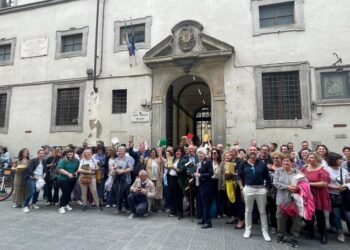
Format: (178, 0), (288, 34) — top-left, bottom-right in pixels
(131, 111), (150, 122)
(21, 37), (49, 58)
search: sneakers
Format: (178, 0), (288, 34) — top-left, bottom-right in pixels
(277, 235), (285, 244)
(23, 207), (30, 213)
(105, 204), (111, 208)
(243, 230), (251, 239)
(64, 205), (73, 211)
(77, 200), (83, 206)
(115, 210), (122, 215)
(337, 233), (345, 243)
(54, 202), (59, 206)
(262, 231), (271, 242)
(46, 202), (51, 206)
(290, 239), (298, 248)
(128, 213), (135, 219)
(31, 204), (40, 209)
(143, 213), (149, 217)
(13, 204), (18, 208)
(59, 207), (66, 214)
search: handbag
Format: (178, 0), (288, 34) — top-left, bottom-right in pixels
(279, 199), (299, 217)
(330, 193), (343, 206)
(80, 175), (93, 185)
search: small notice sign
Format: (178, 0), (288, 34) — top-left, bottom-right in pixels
(131, 111), (150, 122)
(21, 37), (48, 58)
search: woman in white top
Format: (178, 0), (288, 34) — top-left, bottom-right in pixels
(77, 148), (102, 211)
(316, 144), (329, 167)
(325, 152), (350, 243)
(106, 146), (117, 207)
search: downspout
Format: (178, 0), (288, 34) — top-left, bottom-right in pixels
(97, 0), (106, 78)
(93, 0), (100, 93)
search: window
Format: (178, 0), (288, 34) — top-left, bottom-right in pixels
(0, 44), (11, 62)
(0, 0), (15, 9)
(119, 24), (145, 45)
(56, 88), (80, 125)
(112, 90), (127, 113)
(51, 82), (85, 132)
(0, 93), (7, 127)
(262, 71), (301, 120)
(254, 63), (311, 128)
(316, 67), (350, 104)
(251, 0), (304, 36)
(0, 88), (11, 133)
(55, 27), (88, 59)
(259, 2), (294, 28)
(0, 38), (15, 66)
(114, 16), (152, 52)
(61, 34), (82, 53)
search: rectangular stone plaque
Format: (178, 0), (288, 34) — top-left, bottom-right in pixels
(21, 37), (48, 58)
(131, 111), (150, 122)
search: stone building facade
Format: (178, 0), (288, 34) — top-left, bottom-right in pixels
(0, 0), (349, 154)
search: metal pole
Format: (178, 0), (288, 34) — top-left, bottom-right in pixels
(93, 0), (100, 93)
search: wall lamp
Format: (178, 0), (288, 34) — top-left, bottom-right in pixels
(86, 68), (93, 80)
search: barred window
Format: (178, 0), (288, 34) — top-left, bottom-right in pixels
(0, 93), (7, 127)
(0, 44), (11, 62)
(112, 89), (127, 114)
(262, 71), (302, 120)
(61, 34), (83, 53)
(119, 24), (146, 45)
(259, 1), (294, 28)
(56, 88), (80, 125)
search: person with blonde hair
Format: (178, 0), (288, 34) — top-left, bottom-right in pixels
(77, 148), (102, 211)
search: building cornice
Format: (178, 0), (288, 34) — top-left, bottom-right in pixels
(0, 0), (77, 15)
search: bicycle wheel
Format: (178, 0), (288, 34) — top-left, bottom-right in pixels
(0, 177), (14, 201)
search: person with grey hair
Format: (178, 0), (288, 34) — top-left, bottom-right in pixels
(114, 146), (133, 214)
(128, 170), (155, 219)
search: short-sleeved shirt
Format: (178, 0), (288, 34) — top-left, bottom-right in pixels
(57, 158), (80, 181)
(115, 157), (133, 184)
(80, 159), (97, 170)
(325, 166), (349, 194)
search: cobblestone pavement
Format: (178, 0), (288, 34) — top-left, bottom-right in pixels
(0, 198), (349, 250)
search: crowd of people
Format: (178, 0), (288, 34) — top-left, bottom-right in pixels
(1, 139), (350, 248)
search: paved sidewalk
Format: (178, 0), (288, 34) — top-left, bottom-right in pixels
(0, 199), (349, 250)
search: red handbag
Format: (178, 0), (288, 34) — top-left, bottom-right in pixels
(279, 200), (299, 217)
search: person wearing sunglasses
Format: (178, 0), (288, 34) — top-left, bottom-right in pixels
(238, 146), (272, 241)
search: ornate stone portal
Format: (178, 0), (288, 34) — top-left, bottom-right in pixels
(143, 20), (234, 146)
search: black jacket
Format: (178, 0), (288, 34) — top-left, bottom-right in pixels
(25, 158), (47, 179)
(197, 159), (213, 195)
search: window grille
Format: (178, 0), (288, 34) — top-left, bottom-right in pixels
(259, 1), (294, 28)
(61, 34), (83, 53)
(0, 93), (7, 127)
(262, 71), (302, 120)
(0, 44), (11, 62)
(112, 89), (127, 114)
(56, 88), (80, 125)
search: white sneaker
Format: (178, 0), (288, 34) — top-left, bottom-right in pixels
(46, 202), (51, 206)
(54, 202), (59, 206)
(31, 204), (40, 209)
(59, 207), (66, 214)
(128, 213), (135, 219)
(263, 231), (271, 242)
(77, 200), (83, 206)
(64, 205), (73, 211)
(13, 204), (18, 208)
(105, 204), (110, 208)
(337, 233), (345, 243)
(243, 230), (251, 239)
(23, 207), (30, 213)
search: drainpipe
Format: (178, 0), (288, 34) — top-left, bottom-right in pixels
(93, 0), (100, 93)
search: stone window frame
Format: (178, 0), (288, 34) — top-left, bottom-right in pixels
(50, 81), (85, 133)
(0, 38), (16, 66)
(254, 62), (311, 128)
(251, 0), (305, 36)
(315, 66), (350, 105)
(0, 88), (11, 133)
(55, 26), (89, 59)
(114, 16), (152, 53)
(112, 89), (127, 114)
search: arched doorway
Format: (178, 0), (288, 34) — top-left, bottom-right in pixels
(166, 75), (211, 145)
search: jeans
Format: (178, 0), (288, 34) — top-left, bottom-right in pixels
(113, 176), (129, 211)
(128, 192), (148, 215)
(97, 179), (105, 201)
(57, 179), (76, 208)
(24, 178), (39, 207)
(330, 206), (350, 232)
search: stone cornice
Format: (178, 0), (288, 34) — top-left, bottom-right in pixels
(0, 0), (77, 15)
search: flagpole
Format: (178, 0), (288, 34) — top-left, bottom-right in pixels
(124, 20), (132, 67)
(130, 17), (137, 66)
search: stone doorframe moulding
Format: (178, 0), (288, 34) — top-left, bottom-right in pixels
(143, 20), (234, 146)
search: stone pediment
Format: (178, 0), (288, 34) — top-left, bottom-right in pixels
(144, 20), (234, 69)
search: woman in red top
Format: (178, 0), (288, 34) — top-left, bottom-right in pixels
(301, 152), (331, 244)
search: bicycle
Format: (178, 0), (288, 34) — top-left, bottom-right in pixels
(0, 166), (14, 201)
